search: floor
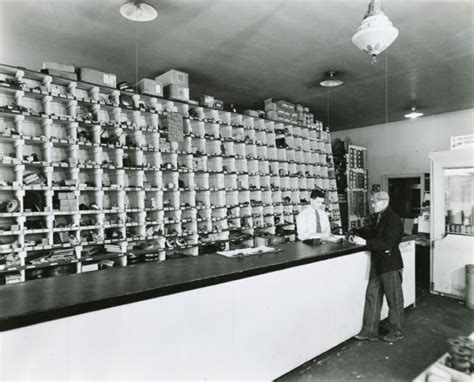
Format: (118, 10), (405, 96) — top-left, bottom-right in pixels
(277, 292), (474, 381)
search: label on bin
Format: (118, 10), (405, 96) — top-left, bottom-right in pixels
(103, 74), (115, 87)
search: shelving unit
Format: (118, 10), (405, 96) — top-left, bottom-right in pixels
(0, 63), (341, 284)
(346, 145), (369, 230)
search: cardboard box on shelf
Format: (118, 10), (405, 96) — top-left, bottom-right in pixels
(155, 69), (189, 87)
(276, 100), (295, 111)
(79, 67), (117, 88)
(164, 84), (189, 102)
(266, 110), (289, 122)
(243, 110), (259, 118)
(266, 110), (278, 121)
(58, 192), (70, 200)
(42, 62), (76, 73)
(199, 95), (214, 108)
(264, 102), (277, 111)
(41, 69), (78, 81)
(136, 79), (163, 97)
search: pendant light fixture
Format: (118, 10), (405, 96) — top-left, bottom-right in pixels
(404, 107), (424, 119)
(120, 1), (158, 22)
(320, 71), (343, 88)
(352, 0), (399, 63)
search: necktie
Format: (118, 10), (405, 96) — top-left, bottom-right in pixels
(315, 209), (322, 233)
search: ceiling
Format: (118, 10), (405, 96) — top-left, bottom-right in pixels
(0, 0), (473, 131)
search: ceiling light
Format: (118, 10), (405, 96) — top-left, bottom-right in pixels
(404, 107), (424, 119)
(352, 0), (399, 63)
(320, 71), (343, 87)
(120, 1), (157, 22)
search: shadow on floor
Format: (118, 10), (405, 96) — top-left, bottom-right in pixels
(277, 294), (474, 382)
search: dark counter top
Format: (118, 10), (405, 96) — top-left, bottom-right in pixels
(0, 239), (412, 331)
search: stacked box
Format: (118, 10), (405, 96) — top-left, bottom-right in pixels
(155, 69), (188, 87)
(291, 112), (298, 125)
(276, 100), (295, 111)
(42, 62), (75, 73)
(164, 84), (189, 102)
(156, 69), (190, 102)
(136, 78), (163, 97)
(41, 62), (78, 80)
(58, 192), (77, 211)
(295, 105), (315, 127)
(41, 69), (78, 81)
(79, 67), (116, 88)
(243, 110), (259, 118)
(263, 98), (310, 125)
(199, 95), (214, 108)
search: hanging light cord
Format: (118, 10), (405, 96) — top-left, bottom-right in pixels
(327, 88), (330, 129)
(135, 25), (139, 91)
(385, 51), (388, 124)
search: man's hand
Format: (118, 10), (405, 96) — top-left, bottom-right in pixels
(349, 235), (366, 246)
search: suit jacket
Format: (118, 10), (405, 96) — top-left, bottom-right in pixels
(355, 206), (404, 275)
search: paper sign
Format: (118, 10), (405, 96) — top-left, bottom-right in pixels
(162, 112), (184, 142)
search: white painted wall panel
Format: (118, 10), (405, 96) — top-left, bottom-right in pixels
(332, 109), (474, 189)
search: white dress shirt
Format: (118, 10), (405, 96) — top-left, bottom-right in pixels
(296, 206), (331, 241)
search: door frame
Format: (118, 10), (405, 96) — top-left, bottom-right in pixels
(382, 173), (425, 198)
(429, 149), (474, 299)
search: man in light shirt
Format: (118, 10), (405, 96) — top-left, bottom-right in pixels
(296, 189), (331, 241)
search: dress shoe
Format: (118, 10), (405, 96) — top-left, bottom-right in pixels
(382, 333), (403, 343)
(354, 332), (378, 341)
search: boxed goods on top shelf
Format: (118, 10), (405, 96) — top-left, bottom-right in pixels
(156, 69), (190, 102)
(155, 69), (189, 88)
(41, 61), (78, 81)
(136, 78), (163, 97)
(79, 67), (117, 88)
(264, 98), (314, 127)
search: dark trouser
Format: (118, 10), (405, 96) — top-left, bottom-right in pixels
(361, 265), (405, 336)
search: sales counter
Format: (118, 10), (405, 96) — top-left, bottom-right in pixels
(0, 238), (416, 380)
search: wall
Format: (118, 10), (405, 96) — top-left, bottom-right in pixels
(331, 108), (474, 188)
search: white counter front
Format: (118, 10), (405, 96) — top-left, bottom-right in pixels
(0, 240), (415, 381)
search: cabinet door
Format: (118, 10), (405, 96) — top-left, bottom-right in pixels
(430, 149), (474, 299)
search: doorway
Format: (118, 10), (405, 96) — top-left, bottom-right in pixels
(388, 177), (421, 218)
(383, 173), (426, 225)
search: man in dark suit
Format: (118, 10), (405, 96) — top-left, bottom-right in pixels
(350, 191), (405, 343)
